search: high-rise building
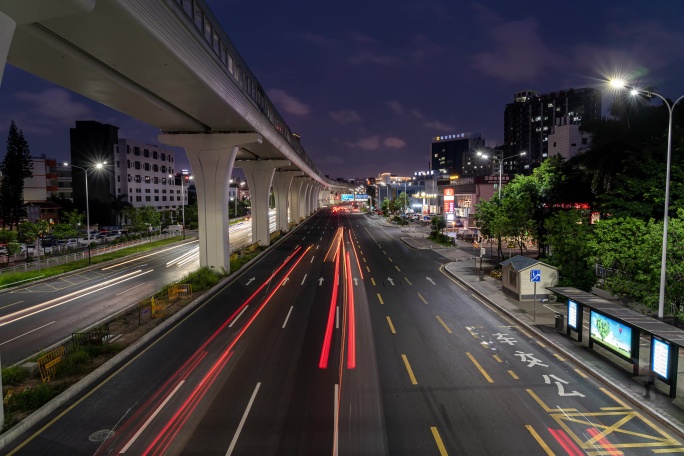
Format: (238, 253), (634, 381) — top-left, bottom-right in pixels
(503, 88), (601, 173)
(70, 120), (181, 226)
(431, 133), (486, 176)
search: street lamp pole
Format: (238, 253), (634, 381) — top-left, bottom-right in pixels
(611, 80), (684, 319)
(477, 151), (526, 199)
(66, 162), (105, 265)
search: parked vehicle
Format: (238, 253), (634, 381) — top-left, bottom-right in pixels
(163, 224), (183, 235)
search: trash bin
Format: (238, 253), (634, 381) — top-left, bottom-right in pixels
(554, 314), (564, 331)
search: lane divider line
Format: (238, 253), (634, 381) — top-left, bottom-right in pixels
(226, 382), (261, 455)
(377, 293), (384, 305)
(386, 316), (396, 334)
(401, 354), (418, 385)
(436, 316), (452, 333)
(282, 306), (293, 329)
(430, 427), (449, 456)
(525, 425), (555, 456)
(466, 352), (493, 383)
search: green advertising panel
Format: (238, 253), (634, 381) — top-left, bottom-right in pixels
(590, 310), (632, 360)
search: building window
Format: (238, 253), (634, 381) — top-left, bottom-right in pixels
(117, 176), (120, 182)
(135, 161), (141, 170)
(161, 166), (167, 173)
(134, 147), (141, 156)
(136, 196), (142, 202)
(162, 196), (167, 201)
(162, 189), (167, 194)
(170, 196), (174, 201)
(127, 146), (131, 154)
(161, 178), (167, 185)
(145, 176), (151, 184)
(144, 149), (150, 158)
(135, 175), (141, 183)
(128, 174), (132, 182)
(144, 163), (150, 171)
(145, 196), (151, 202)
(154, 177), (159, 184)
(127, 160), (131, 168)
(135, 188), (141, 193)
(116, 161), (119, 167)
(161, 153), (166, 161)
(154, 189), (159, 193)
(153, 164), (159, 172)
(153, 151), (158, 159)
(145, 189), (150, 193)
(155, 196), (159, 201)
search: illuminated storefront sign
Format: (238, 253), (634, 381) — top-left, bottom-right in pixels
(567, 300), (579, 330)
(444, 188), (454, 213)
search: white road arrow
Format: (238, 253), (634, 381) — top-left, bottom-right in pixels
(319, 277), (325, 286)
(542, 374), (585, 397)
(387, 278), (394, 286)
(426, 277), (435, 285)
(353, 277), (358, 286)
(246, 277), (255, 286)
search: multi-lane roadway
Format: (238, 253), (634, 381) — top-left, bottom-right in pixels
(4, 209), (683, 455)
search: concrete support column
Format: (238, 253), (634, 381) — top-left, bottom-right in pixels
(0, 0), (96, 86)
(300, 181), (313, 218)
(272, 171), (301, 232)
(289, 178), (303, 224)
(159, 132), (262, 272)
(238, 160), (289, 246)
(308, 184), (320, 214)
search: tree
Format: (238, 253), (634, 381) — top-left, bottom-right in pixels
(596, 317), (610, 341)
(543, 210), (596, 291)
(0, 229), (19, 264)
(0, 121), (33, 229)
(110, 194), (132, 226)
(474, 198), (510, 262)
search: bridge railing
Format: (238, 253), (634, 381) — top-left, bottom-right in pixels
(171, 0), (323, 180)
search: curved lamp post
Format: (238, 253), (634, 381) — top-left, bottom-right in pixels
(610, 79), (684, 319)
(65, 161), (105, 265)
(477, 151), (526, 199)
(171, 173), (192, 239)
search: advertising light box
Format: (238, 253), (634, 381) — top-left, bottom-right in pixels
(590, 310), (632, 360)
(341, 194), (354, 201)
(567, 300), (579, 330)
(651, 338), (670, 380)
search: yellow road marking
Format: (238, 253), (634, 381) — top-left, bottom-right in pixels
(395, 265), (401, 272)
(465, 326), (479, 339)
(388, 257), (393, 262)
(363, 257), (366, 262)
(439, 265), (467, 289)
(508, 370), (519, 380)
(377, 293), (384, 305)
(405, 277), (412, 285)
(366, 266), (370, 272)
(599, 387), (631, 409)
(574, 368), (588, 378)
(493, 355), (502, 362)
(653, 449), (684, 453)
(554, 354), (565, 361)
(371, 278), (376, 286)
(525, 425), (555, 456)
(401, 354), (418, 385)
(430, 427), (449, 456)
(526, 389), (577, 413)
(536, 340), (547, 348)
(386, 316), (396, 333)
(436, 316), (452, 333)
(417, 292), (428, 304)
(601, 407), (628, 411)
(586, 451), (624, 455)
(466, 352), (493, 383)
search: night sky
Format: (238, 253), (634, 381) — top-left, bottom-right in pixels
(1, 0), (683, 180)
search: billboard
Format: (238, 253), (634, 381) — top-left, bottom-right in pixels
(590, 310), (632, 359)
(567, 300), (579, 330)
(651, 338), (670, 380)
(341, 194), (369, 202)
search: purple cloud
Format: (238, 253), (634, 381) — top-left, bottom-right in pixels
(268, 89), (310, 116)
(329, 110), (361, 124)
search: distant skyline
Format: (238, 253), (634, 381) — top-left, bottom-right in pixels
(1, 0), (683, 180)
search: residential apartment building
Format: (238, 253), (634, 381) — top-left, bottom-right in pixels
(503, 88), (601, 173)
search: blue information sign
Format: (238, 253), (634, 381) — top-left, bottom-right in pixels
(530, 269), (541, 282)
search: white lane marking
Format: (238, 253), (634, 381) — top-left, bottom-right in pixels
(336, 306), (339, 329)
(0, 270), (153, 327)
(282, 306), (294, 328)
(120, 380), (185, 453)
(301, 274), (307, 285)
(310, 256), (315, 263)
(115, 283), (146, 296)
(226, 382), (261, 456)
(102, 240), (197, 270)
(229, 305), (249, 328)
(0, 321), (55, 346)
(166, 246), (199, 267)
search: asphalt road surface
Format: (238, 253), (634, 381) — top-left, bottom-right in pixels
(4, 209), (683, 455)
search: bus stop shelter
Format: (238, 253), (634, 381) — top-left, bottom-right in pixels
(549, 287), (684, 398)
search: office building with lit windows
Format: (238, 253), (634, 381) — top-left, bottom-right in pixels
(431, 133), (486, 176)
(69, 120), (184, 226)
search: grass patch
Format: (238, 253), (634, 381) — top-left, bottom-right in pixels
(0, 236), (184, 289)
(2, 365), (28, 385)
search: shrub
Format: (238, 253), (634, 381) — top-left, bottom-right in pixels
(2, 365), (28, 385)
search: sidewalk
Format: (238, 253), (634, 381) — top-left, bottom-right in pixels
(388, 221), (684, 436)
